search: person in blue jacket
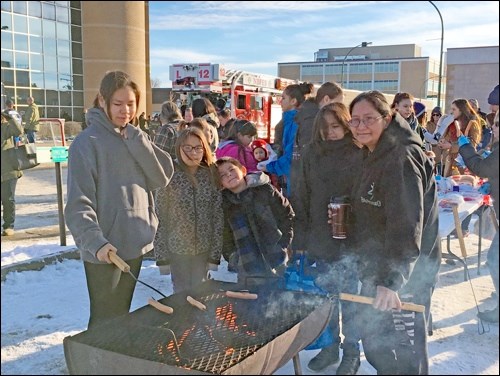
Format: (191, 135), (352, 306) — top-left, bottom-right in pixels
(259, 83), (313, 197)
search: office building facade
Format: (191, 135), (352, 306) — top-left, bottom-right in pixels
(1, 1), (150, 123)
(445, 46), (499, 111)
(278, 44), (444, 107)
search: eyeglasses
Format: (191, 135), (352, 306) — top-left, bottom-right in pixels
(348, 115), (384, 128)
(432, 113), (441, 117)
(181, 145), (204, 153)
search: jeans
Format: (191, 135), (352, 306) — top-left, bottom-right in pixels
(1, 178), (18, 230)
(314, 253), (360, 348)
(26, 130), (36, 144)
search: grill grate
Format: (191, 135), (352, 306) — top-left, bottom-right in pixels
(69, 287), (327, 373)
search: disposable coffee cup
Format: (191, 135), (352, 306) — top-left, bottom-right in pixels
(328, 196), (351, 239)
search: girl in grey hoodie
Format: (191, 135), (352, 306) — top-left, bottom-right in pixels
(65, 71), (173, 328)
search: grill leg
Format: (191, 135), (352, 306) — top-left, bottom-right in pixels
(292, 353), (302, 375)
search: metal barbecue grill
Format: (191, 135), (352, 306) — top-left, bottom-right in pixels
(64, 280), (332, 375)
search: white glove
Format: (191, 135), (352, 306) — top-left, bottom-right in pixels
(158, 264), (171, 275)
(434, 114), (455, 140)
(266, 145), (278, 162)
(422, 128), (438, 145)
(257, 160), (271, 170)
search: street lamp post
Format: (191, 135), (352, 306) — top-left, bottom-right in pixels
(340, 41), (372, 87)
(429, 1), (444, 108)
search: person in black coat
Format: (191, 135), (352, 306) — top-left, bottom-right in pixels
(293, 102), (363, 374)
(348, 90), (440, 375)
(458, 110), (499, 323)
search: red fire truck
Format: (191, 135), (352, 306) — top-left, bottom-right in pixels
(169, 63), (297, 142)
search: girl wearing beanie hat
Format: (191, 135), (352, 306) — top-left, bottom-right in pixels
(251, 139), (269, 161)
(252, 138), (279, 188)
(424, 107), (444, 169)
(488, 84), (499, 113)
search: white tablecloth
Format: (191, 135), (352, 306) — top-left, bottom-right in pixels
(438, 198), (483, 239)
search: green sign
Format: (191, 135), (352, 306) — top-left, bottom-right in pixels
(50, 146), (69, 162)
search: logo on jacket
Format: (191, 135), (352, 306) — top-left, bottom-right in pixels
(367, 182), (375, 200)
(361, 182), (381, 207)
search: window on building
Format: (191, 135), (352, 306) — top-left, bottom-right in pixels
(13, 13), (28, 33)
(348, 81), (373, 91)
(12, 1), (27, 15)
(374, 62), (399, 73)
(302, 64), (323, 76)
(29, 18), (42, 36)
(349, 63), (372, 74)
(14, 34), (29, 52)
(42, 3), (56, 21)
(374, 80), (399, 93)
(28, 2), (42, 18)
(325, 64), (342, 75)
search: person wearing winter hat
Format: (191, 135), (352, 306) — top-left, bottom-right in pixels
(252, 138), (279, 189)
(251, 139), (269, 162)
(424, 106), (444, 168)
(413, 101), (428, 130)
(487, 84), (499, 113)
(431, 106), (442, 116)
(413, 101), (426, 119)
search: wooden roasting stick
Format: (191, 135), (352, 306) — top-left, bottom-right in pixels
(148, 298), (174, 314)
(108, 252), (131, 273)
(187, 296), (207, 311)
(339, 293), (425, 313)
(225, 291), (258, 300)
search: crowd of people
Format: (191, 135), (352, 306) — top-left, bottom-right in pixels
(2, 68), (498, 375)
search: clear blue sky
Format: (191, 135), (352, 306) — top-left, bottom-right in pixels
(149, 1), (499, 87)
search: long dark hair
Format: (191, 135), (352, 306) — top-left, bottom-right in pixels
(312, 102), (352, 142)
(284, 82), (314, 107)
(452, 98), (479, 131)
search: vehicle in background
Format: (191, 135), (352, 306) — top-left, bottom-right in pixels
(169, 63), (298, 142)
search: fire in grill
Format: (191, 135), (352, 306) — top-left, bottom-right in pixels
(64, 280), (332, 375)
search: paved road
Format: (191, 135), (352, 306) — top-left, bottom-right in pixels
(1, 162), (68, 241)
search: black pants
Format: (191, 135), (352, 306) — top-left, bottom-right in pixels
(358, 282), (429, 375)
(1, 178), (18, 230)
(84, 255), (143, 329)
(170, 252), (208, 294)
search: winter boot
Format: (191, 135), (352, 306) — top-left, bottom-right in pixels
(307, 342), (340, 372)
(336, 343), (361, 375)
(477, 306), (499, 323)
